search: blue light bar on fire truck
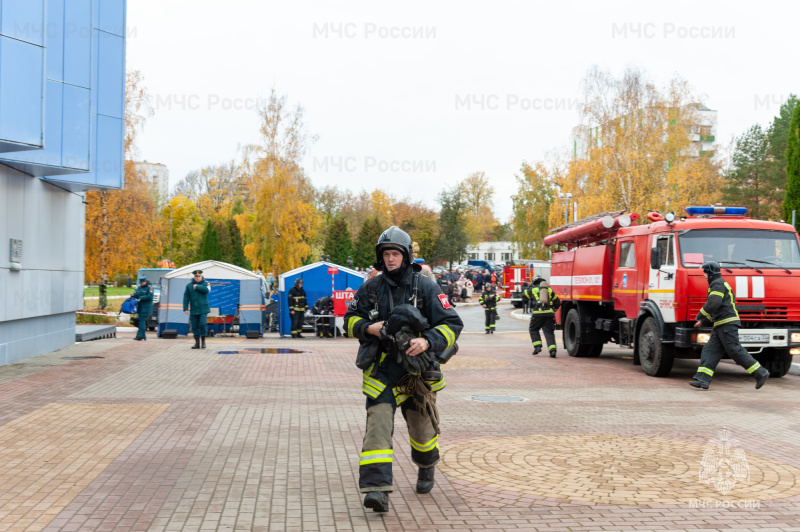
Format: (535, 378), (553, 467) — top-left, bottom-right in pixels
(684, 206), (749, 217)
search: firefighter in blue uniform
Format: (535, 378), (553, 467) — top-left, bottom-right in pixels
(690, 261), (770, 389)
(523, 276), (560, 357)
(132, 276), (153, 341)
(345, 226), (463, 513)
(183, 269), (211, 349)
(479, 285), (500, 334)
(288, 278), (308, 338)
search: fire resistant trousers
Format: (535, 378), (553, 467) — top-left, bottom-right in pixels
(529, 314), (556, 352)
(189, 313), (208, 338)
(484, 308), (497, 332)
(291, 310), (305, 336)
(693, 324), (763, 383)
(359, 399), (440, 493)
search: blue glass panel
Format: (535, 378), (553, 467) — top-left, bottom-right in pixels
(1, 0), (45, 46)
(0, 80), (61, 166)
(62, 0), (90, 88)
(61, 84), (90, 170)
(96, 31), (123, 118)
(45, 0), (64, 81)
(97, 0), (125, 37)
(0, 36), (44, 147)
(95, 114), (123, 188)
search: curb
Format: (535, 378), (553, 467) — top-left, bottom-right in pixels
(510, 309), (532, 321)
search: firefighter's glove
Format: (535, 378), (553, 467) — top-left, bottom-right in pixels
(402, 349), (432, 375)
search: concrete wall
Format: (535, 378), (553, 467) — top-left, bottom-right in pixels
(0, 164), (84, 362)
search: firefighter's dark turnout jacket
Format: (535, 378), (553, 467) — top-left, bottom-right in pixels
(288, 283), (308, 336)
(695, 277), (740, 328)
(693, 275), (763, 382)
(344, 266), (463, 493)
(524, 285), (560, 351)
(478, 291), (500, 331)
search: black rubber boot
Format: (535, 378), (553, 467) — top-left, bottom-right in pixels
(191, 337), (200, 349)
(532, 346), (541, 356)
(485, 330), (490, 334)
(549, 349), (557, 358)
(363, 491), (389, 512)
(416, 467), (435, 494)
(754, 368), (770, 390)
(689, 379), (709, 389)
(201, 337), (206, 349)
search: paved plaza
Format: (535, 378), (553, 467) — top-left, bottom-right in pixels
(1, 305), (799, 531)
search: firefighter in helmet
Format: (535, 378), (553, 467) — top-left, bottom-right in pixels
(288, 278), (308, 338)
(523, 276), (561, 357)
(690, 260), (770, 390)
(479, 284), (501, 334)
(344, 226), (463, 513)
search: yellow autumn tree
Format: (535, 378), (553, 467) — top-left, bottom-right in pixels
(560, 66), (723, 220)
(161, 195), (205, 267)
(85, 70), (164, 285)
(459, 171), (500, 242)
(237, 89), (319, 275)
(511, 161), (559, 259)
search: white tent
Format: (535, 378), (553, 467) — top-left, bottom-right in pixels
(159, 260), (266, 337)
(164, 260), (262, 281)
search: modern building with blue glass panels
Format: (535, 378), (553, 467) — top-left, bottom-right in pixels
(0, 0), (127, 363)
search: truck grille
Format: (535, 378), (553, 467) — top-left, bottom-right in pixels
(153, 292), (161, 304)
(689, 299), (794, 321)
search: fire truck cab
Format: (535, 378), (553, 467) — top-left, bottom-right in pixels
(547, 207), (800, 378)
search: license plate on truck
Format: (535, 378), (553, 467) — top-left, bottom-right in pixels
(740, 334), (769, 343)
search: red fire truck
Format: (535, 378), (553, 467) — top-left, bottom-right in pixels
(544, 206), (800, 378)
(503, 261), (551, 307)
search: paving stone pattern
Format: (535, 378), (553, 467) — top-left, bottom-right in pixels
(0, 322), (798, 531)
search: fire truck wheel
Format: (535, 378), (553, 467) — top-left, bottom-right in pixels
(638, 317), (674, 377)
(757, 348), (792, 378)
(564, 308), (600, 357)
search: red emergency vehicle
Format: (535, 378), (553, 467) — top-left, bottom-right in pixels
(545, 206), (800, 377)
(502, 262), (551, 307)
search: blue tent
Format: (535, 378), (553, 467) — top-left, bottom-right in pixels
(278, 262), (366, 337)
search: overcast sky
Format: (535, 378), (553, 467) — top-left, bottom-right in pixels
(127, 0), (796, 221)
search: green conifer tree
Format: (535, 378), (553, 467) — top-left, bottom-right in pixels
(228, 219), (249, 269)
(323, 217), (353, 266)
(354, 216), (384, 268)
(199, 220), (223, 261)
(784, 106), (800, 227)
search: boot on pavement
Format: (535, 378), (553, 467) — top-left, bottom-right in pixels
(549, 349), (557, 358)
(363, 491), (389, 512)
(416, 467), (435, 494)
(689, 379), (709, 389)
(201, 337), (206, 349)
(191, 337), (200, 349)
(754, 368), (770, 389)
(532, 346), (541, 356)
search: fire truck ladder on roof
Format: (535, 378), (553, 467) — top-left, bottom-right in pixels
(549, 210), (627, 234)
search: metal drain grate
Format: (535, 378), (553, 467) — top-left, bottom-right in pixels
(218, 348), (310, 355)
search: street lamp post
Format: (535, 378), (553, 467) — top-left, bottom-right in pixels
(168, 204), (185, 260)
(557, 192), (573, 225)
